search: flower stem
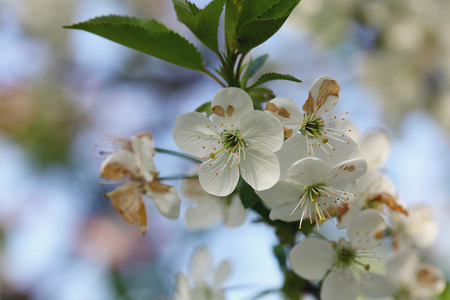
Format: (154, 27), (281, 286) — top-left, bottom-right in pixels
(203, 68), (227, 87)
(235, 53), (246, 86)
(154, 148), (202, 163)
(156, 175), (198, 181)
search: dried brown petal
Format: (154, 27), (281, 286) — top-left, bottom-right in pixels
(316, 79), (339, 110)
(302, 91), (315, 114)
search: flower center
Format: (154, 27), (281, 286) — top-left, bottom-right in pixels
(336, 247), (356, 267)
(300, 114), (328, 143)
(303, 184), (328, 223)
(333, 239), (373, 271)
(210, 130), (245, 159)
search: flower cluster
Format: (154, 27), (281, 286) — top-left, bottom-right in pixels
(98, 78), (446, 300)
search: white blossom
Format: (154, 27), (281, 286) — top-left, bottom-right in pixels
(264, 76), (357, 159)
(337, 121), (392, 172)
(289, 210), (387, 300)
(257, 152), (367, 230)
(361, 250), (446, 300)
(173, 247), (231, 300)
(100, 133), (181, 234)
(181, 175), (246, 230)
(391, 204), (439, 250)
(173, 88), (284, 196)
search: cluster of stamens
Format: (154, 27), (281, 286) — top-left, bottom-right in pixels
(197, 129), (247, 175)
(331, 239), (379, 284)
(300, 111), (351, 156)
(290, 184), (357, 231)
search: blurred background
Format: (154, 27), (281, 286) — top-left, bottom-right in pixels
(1, 0), (449, 299)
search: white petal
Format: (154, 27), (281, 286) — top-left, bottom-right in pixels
(326, 157), (367, 188)
(276, 133), (359, 178)
(404, 204), (438, 248)
(347, 210), (385, 250)
(358, 171), (396, 195)
(320, 268), (359, 300)
(175, 273), (191, 300)
(239, 110), (284, 152)
(185, 197), (224, 230)
(223, 194), (246, 227)
(131, 134), (156, 181)
(150, 186), (181, 219)
(309, 76), (340, 117)
(335, 119), (361, 144)
(269, 202), (302, 221)
(173, 111), (222, 157)
(191, 247), (212, 284)
(413, 264), (446, 296)
(191, 288), (208, 300)
(386, 249), (419, 286)
(360, 273), (396, 298)
(360, 129), (391, 171)
(264, 97), (303, 134)
(181, 175), (210, 200)
(100, 150), (136, 179)
(289, 237), (334, 280)
(287, 157), (330, 186)
(276, 134), (310, 179)
(211, 88), (254, 129)
(240, 145), (280, 191)
(337, 198), (363, 229)
(320, 134), (360, 165)
(256, 179), (303, 205)
(213, 260), (231, 289)
(199, 153), (240, 197)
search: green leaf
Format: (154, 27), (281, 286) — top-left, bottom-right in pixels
(224, 0), (242, 52)
(237, 0), (276, 28)
(241, 54), (269, 85)
(238, 177), (261, 208)
(195, 101), (213, 117)
(173, 0), (225, 53)
(273, 244), (287, 270)
(246, 87), (275, 104)
(258, 0), (301, 19)
(64, 15), (204, 71)
(248, 72), (301, 89)
(236, 0), (300, 52)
